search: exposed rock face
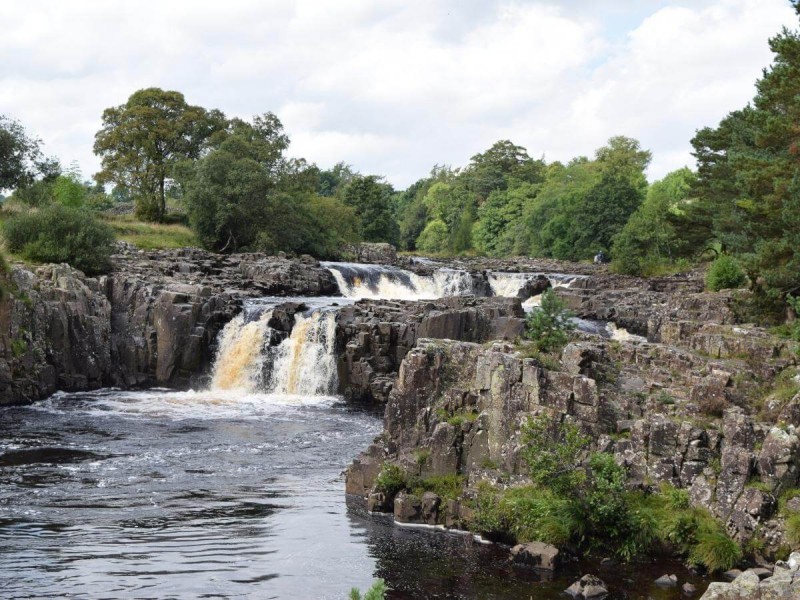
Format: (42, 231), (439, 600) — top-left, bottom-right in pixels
(0, 246), (343, 405)
(347, 316), (799, 550)
(699, 562), (800, 599)
(335, 296), (524, 403)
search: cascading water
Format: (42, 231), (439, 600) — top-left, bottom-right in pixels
(323, 262), (473, 300)
(209, 305), (339, 396)
(488, 271), (586, 298)
(210, 310), (274, 391)
(269, 311), (338, 396)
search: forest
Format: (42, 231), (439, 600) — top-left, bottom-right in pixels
(1, 2), (799, 318)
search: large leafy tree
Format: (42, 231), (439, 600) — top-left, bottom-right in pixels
(612, 168), (696, 275)
(689, 4), (800, 298)
(342, 175), (399, 244)
(94, 88), (224, 222)
(0, 114), (59, 190)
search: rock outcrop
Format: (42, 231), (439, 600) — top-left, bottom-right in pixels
(0, 246), (343, 405)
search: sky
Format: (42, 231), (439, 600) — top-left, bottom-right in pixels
(1, 0), (797, 188)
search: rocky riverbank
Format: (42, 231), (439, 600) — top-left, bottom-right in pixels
(346, 266), (800, 577)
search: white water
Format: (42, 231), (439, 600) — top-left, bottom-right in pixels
(488, 271), (586, 298)
(209, 305), (339, 399)
(269, 311), (338, 396)
(210, 310), (274, 392)
(324, 262), (473, 300)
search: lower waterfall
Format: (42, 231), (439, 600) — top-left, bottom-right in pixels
(210, 306), (338, 396)
(269, 311), (338, 396)
(211, 310), (274, 392)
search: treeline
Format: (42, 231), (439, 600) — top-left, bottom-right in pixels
(1, 2), (799, 311)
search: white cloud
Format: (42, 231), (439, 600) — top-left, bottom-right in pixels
(0, 0), (797, 187)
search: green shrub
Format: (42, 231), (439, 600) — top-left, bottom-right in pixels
(3, 205), (115, 275)
(520, 414), (589, 493)
(374, 463), (406, 498)
(786, 512), (800, 546)
(411, 474), (466, 501)
(787, 295), (800, 342)
(690, 529), (742, 572)
(524, 289), (575, 352)
(349, 579), (387, 600)
(706, 255), (747, 291)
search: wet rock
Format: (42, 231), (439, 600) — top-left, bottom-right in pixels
(655, 574), (678, 587)
(699, 566), (800, 599)
(420, 491), (440, 525)
(682, 582), (697, 595)
(565, 574), (608, 600)
(510, 541), (560, 571)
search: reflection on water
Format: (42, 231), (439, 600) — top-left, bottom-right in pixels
(0, 389), (715, 599)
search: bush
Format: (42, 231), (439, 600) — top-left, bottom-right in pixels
(349, 579), (387, 600)
(2, 205), (115, 275)
(524, 289), (575, 352)
(706, 255), (747, 291)
(786, 512), (800, 546)
(374, 463), (407, 498)
(415, 219), (449, 254)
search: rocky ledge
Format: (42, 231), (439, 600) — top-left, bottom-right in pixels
(0, 246), (339, 405)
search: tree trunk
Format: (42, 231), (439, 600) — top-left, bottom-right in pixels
(158, 177), (166, 223)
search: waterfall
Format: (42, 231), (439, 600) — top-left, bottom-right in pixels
(269, 311), (338, 396)
(488, 272), (586, 298)
(210, 310), (274, 392)
(323, 262), (474, 300)
(209, 306), (338, 397)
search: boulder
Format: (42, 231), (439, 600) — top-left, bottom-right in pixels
(565, 574), (609, 600)
(510, 541), (560, 571)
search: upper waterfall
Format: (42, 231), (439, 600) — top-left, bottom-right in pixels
(322, 262), (473, 300)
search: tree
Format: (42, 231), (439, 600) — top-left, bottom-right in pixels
(524, 289), (575, 352)
(463, 140), (545, 199)
(612, 168), (696, 275)
(416, 219), (449, 254)
(94, 88), (224, 222)
(341, 175), (399, 244)
(0, 115), (60, 190)
(688, 11), (800, 301)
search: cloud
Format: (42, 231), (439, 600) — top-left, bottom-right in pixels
(0, 0), (797, 187)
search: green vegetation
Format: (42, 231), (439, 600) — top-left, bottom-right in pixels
(3, 204), (114, 275)
(102, 214), (196, 250)
(523, 289), (575, 353)
(349, 579), (387, 600)
(471, 415), (742, 571)
(374, 463), (407, 498)
(706, 255), (747, 291)
(411, 474), (466, 501)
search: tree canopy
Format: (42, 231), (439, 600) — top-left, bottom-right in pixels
(94, 88), (225, 222)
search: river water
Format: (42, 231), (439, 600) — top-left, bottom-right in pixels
(0, 389), (713, 600)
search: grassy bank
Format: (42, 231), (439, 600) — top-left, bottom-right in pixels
(101, 214), (196, 250)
